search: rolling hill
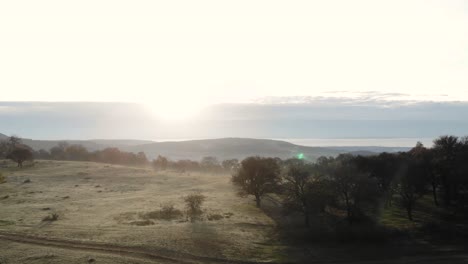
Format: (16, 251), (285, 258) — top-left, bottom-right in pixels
(1, 132), (410, 161)
(123, 138), (342, 161)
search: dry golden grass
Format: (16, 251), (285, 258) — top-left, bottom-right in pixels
(0, 160), (279, 263)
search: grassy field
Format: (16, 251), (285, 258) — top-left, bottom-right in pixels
(1, 160), (468, 264)
(0, 160), (282, 263)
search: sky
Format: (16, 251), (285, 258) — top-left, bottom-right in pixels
(0, 1), (467, 143)
(1, 100), (468, 144)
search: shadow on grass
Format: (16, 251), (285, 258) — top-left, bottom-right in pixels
(258, 194), (468, 263)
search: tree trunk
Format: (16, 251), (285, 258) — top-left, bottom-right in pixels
(304, 210), (310, 227)
(344, 194), (352, 224)
(255, 194), (261, 207)
(407, 203), (413, 221)
(442, 176), (451, 206)
(432, 181), (439, 206)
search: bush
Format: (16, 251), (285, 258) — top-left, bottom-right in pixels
(141, 203), (183, 221)
(129, 220), (154, 226)
(0, 173), (5, 184)
(207, 213), (224, 221)
(184, 193), (206, 221)
(42, 213), (59, 222)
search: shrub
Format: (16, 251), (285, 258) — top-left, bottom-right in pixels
(207, 213), (224, 221)
(129, 220), (154, 226)
(42, 213), (59, 222)
(184, 193), (206, 221)
(141, 203), (183, 220)
(0, 173), (5, 184)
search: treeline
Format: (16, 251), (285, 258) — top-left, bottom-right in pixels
(0, 137), (148, 166)
(233, 135), (468, 227)
(152, 155), (239, 172)
(34, 142), (149, 166)
(0, 136), (240, 170)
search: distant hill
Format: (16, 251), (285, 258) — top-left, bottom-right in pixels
(0, 133), (7, 140)
(326, 146), (411, 154)
(0, 134), (153, 152)
(1, 133), (411, 161)
(123, 138), (342, 161)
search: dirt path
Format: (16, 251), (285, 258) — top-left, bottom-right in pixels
(2, 231), (467, 264)
(0, 231), (262, 264)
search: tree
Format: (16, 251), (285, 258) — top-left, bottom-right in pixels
(222, 159), (239, 171)
(35, 149), (51, 160)
(0, 135), (22, 158)
(200, 156), (220, 171)
(7, 146), (33, 167)
(396, 153), (427, 221)
(232, 156), (281, 207)
(433, 135), (460, 206)
(49, 141), (69, 160)
(282, 159), (314, 226)
(328, 155), (379, 223)
(66, 144), (89, 161)
(410, 142), (438, 205)
(153, 155), (169, 170)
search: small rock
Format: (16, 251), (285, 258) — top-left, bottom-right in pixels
(23, 179), (31, 184)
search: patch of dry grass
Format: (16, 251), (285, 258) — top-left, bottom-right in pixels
(0, 160), (278, 262)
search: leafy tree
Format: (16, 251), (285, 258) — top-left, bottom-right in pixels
(222, 159), (239, 171)
(410, 142), (438, 205)
(200, 156), (220, 171)
(153, 155), (169, 170)
(35, 149), (51, 159)
(328, 155), (379, 223)
(7, 146), (33, 167)
(66, 144), (89, 161)
(49, 141), (69, 160)
(0, 135), (22, 158)
(433, 135), (460, 206)
(232, 156), (281, 207)
(396, 153), (427, 220)
(282, 159), (315, 226)
(354, 152), (399, 206)
(173, 159), (200, 172)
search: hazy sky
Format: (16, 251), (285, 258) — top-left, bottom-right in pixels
(1, 1), (467, 120)
(1, 100), (468, 142)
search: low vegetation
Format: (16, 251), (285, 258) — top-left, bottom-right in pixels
(184, 193), (206, 221)
(42, 213), (59, 222)
(0, 173), (5, 184)
(140, 203), (183, 221)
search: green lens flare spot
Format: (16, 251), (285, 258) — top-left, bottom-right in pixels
(297, 153), (304, 160)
